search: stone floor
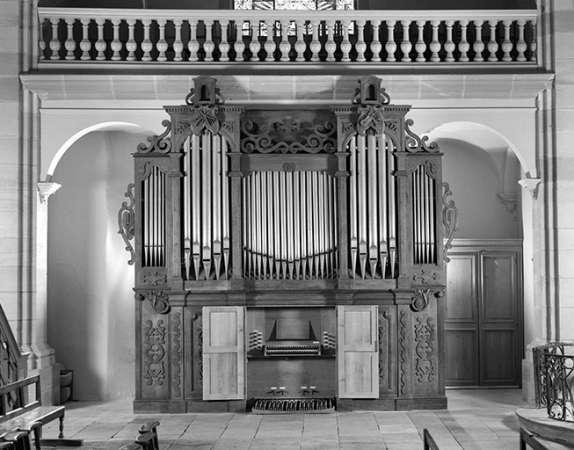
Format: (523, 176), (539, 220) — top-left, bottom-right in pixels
(41, 389), (534, 450)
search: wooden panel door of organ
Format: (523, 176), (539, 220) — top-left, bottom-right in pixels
(203, 306), (245, 400)
(337, 305), (379, 399)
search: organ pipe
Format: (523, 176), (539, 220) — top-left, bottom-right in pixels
(142, 165), (166, 267)
(242, 171), (338, 280)
(412, 164), (437, 265)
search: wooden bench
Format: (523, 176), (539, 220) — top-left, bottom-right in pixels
(0, 375), (80, 447)
(423, 428), (440, 450)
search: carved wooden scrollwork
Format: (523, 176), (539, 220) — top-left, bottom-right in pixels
(137, 290), (171, 314)
(398, 311), (407, 395)
(442, 182), (459, 263)
(172, 312), (182, 398)
(118, 183), (136, 265)
(137, 120), (172, 154)
(356, 105), (385, 136)
(411, 288), (432, 312)
(143, 319), (166, 387)
(414, 317), (435, 383)
(240, 111), (336, 154)
(405, 119), (438, 153)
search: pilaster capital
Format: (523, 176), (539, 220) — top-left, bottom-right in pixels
(518, 177), (541, 200)
(37, 181), (61, 205)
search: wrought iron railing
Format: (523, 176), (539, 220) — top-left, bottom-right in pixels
(533, 342), (574, 422)
(37, 8), (538, 67)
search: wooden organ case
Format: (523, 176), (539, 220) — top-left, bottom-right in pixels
(120, 75), (452, 413)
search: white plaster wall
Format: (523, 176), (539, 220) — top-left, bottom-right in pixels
(438, 138), (521, 239)
(47, 130), (145, 400)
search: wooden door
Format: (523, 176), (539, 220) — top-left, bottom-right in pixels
(202, 306), (245, 400)
(445, 240), (522, 387)
(337, 305), (379, 399)
(445, 252), (479, 386)
(479, 251), (521, 385)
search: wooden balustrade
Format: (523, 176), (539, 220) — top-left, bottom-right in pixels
(38, 8), (538, 66)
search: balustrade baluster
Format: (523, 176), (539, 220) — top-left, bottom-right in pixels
(111, 18), (122, 61)
(356, 20), (366, 62)
(264, 20), (276, 62)
(472, 20), (484, 62)
(49, 17), (61, 60)
(125, 19), (136, 61)
(64, 17), (76, 60)
(95, 18), (106, 61)
(141, 18), (153, 61)
(384, 20), (396, 62)
(487, 19), (499, 62)
(459, 20), (469, 62)
(79, 17), (91, 60)
(295, 20), (306, 62)
(415, 20), (427, 62)
(501, 19), (512, 62)
(249, 21), (261, 61)
(325, 20), (336, 62)
(516, 19), (527, 62)
(157, 19), (168, 62)
(341, 20), (351, 62)
(219, 20), (230, 62)
(400, 20), (412, 62)
(189, 19), (199, 61)
(444, 20), (455, 62)
(310, 20), (321, 62)
(233, 20), (246, 61)
(430, 20), (441, 62)
(531, 20), (537, 62)
(370, 20), (382, 62)
(279, 20), (291, 62)
(204, 20), (215, 62)
(173, 19), (184, 62)
(39, 19), (48, 60)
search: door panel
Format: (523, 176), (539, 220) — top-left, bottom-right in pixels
(203, 306), (245, 400)
(479, 252), (520, 386)
(337, 305), (379, 399)
(445, 241), (522, 387)
(445, 253), (479, 386)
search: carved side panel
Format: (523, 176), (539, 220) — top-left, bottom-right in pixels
(397, 306), (412, 397)
(378, 305), (397, 396)
(184, 307), (203, 399)
(170, 309), (183, 400)
(412, 297), (441, 397)
(139, 299), (170, 399)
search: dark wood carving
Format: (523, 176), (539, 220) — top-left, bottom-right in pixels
(414, 317), (436, 384)
(143, 319), (166, 387)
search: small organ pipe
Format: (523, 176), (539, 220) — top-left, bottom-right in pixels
(349, 137), (358, 278)
(293, 172), (301, 278)
(358, 134), (368, 279)
(286, 172), (294, 278)
(190, 136), (200, 279)
(379, 135), (388, 278)
(261, 172), (269, 279)
(368, 132), (378, 278)
(221, 137), (230, 279)
(300, 173), (308, 279)
(202, 133), (212, 279)
(212, 135), (222, 279)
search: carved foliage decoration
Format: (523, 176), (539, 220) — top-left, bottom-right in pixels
(412, 269), (438, 285)
(118, 183), (136, 265)
(172, 312), (182, 398)
(414, 317), (435, 384)
(398, 310), (407, 395)
(241, 110), (336, 154)
(137, 291), (171, 314)
(411, 288), (432, 312)
(442, 182), (459, 263)
(137, 120), (172, 154)
(143, 319), (166, 387)
(405, 119), (438, 153)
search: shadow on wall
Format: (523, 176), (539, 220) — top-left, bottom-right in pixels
(48, 129), (147, 401)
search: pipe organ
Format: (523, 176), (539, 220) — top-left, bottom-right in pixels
(121, 75), (454, 413)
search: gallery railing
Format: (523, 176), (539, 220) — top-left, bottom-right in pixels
(533, 342), (574, 423)
(37, 8), (538, 67)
